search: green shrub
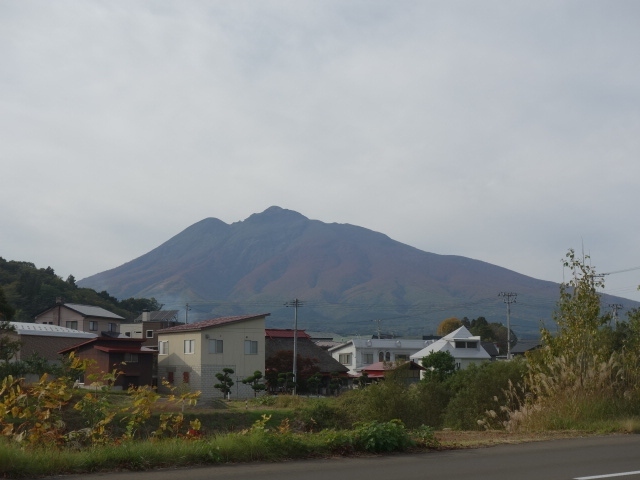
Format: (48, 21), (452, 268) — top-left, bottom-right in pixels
(411, 425), (439, 448)
(296, 398), (350, 431)
(352, 420), (413, 452)
(444, 359), (527, 430)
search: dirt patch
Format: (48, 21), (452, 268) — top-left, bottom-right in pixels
(435, 429), (593, 448)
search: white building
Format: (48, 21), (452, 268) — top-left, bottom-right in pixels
(410, 326), (490, 370)
(328, 338), (432, 376)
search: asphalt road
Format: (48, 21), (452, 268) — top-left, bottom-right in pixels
(50, 434), (640, 480)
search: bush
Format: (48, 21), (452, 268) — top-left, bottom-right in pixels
(352, 420), (413, 452)
(296, 398), (350, 431)
(444, 359), (527, 430)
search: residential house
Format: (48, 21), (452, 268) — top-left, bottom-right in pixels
(410, 326), (491, 370)
(328, 338), (430, 376)
(120, 310), (181, 348)
(510, 339), (541, 357)
(34, 301), (124, 335)
(59, 337), (156, 389)
(8, 322), (97, 363)
(265, 329), (349, 393)
(156, 313), (269, 401)
(359, 360), (425, 384)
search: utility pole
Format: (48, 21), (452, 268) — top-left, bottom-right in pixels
(608, 303), (623, 326)
(185, 303), (191, 324)
(498, 292), (517, 359)
(285, 299), (303, 395)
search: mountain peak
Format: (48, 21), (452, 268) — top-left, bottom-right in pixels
(244, 206), (308, 224)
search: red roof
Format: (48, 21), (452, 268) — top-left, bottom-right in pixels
(361, 361), (393, 372)
(265, 328), (310, 339)
(94, 346), (155, 354)
(157, 313), (270, 333)
(58, 336), (145, 354)
(360, 360), (425, 378)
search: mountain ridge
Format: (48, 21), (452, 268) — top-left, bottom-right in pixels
(77, 206), (633, 337)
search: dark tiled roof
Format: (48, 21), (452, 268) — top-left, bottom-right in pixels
(266, 336), (349, 374)
(482, 341), (500, 357)
(157, 313), (270, 334)
(511, 339), (541, 354)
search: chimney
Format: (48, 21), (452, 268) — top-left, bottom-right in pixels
(142, 309), (150, 322)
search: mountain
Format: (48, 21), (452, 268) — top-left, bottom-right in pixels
(77, 206), (631, 338)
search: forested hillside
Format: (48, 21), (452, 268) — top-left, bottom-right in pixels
(0, 257), (160, 322)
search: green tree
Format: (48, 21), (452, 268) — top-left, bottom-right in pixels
(420, 350), (457, 381)
(277, 372), (294, 393)
(0, 287), (15, 321)
(538, 249), (610, 372)
(241, 370), (266, 397)
(0, 320), (21, 364)
(214, 367), (235, 400)
(307, 372), (323, 394)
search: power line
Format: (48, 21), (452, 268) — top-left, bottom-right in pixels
(596, 266), (640, 277)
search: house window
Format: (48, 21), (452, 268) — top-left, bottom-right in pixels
(378, 351), (384, 362)
(108, 323), (117, 332)
(124, 353), (139, 363)
(385, 351), (391, 362)
(124, 332), (131, 337)
(159, 341), (169, 355)
(455, 341), (478, 349)
(395, 354), (408, 362)
(208, 339), (223, 354)
(184, 339), (195, 354)
(167, 371), (174, 384)
(244, 340), (258, 355)
(363, 353), (374, 365)
(183, 371), (190, 384)
(65, 321), (78, 330)
(89, 321), (98, 331)
(146, 330), (154, 338)
(338, 353), (352, 365)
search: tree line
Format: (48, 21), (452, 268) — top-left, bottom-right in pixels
(0, 257), (161, 322)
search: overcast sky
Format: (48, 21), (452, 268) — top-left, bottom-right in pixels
(2, 1), (640, 305)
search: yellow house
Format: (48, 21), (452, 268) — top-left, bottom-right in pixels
(156, 313), (269, 400)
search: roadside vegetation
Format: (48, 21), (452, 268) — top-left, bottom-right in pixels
(1, 250), (640, 478)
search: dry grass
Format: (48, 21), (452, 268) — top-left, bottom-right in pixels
(435, 429), (595, 448)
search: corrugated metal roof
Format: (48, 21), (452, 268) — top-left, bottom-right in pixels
(157, 313), (270, 333)
(64, 304), (124, 320)
(10, 322), (98, 339)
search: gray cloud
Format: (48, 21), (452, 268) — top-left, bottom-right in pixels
(2, 1), (639, 303)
